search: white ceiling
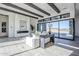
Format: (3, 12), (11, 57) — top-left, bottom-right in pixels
(0, 3), (74, 19)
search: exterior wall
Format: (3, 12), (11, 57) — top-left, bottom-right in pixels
(0, 10), (31, 37)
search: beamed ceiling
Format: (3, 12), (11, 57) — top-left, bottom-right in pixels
(0, 3), (74, 19)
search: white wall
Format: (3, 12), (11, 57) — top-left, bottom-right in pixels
(30, 18), (38, 33)
(14, 14), (30, 37)
(0, 10), (31, 37)
(75, 4), (79, 36)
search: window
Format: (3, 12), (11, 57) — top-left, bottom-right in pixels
(42, 23), (46, 31)
(37, 23), (41, 32)
(38, 19), (44, 22)
(37, 23), (46, 32)
(2, 22), (6, 27)
(43, 18), (50, 22)
(61, 13), (70, 18)
(2, 28), (6, 32)
(51, 16), (60, 20)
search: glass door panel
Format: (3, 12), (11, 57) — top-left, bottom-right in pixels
(46, 23), (50, 32)
(50, 22), (59, 37)
(2, 22), (6, 33)
(59, 20), (73, 39)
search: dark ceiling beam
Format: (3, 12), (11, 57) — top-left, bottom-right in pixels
(48, 3), (60, 13)
(2, 3), (43, 18)
(0, 7), (38, 19)
(24, 3), (50, 16)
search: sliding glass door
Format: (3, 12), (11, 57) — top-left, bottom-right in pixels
(49, 19), (74, 40)
(59, 20), (73, 40)
(37, 19), (74, 40)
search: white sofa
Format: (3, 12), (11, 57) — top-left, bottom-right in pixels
(25, 33), (39, 48)
(35, 31), (50, 43)
(41, 31), (50, 43)
(25, 31), (50, 48)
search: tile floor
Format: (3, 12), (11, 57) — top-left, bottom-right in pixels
(0, 37), (79, 56)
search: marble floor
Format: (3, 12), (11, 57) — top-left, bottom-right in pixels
(0, 37), (79, 56)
